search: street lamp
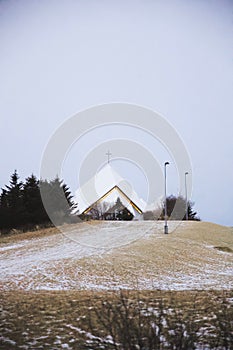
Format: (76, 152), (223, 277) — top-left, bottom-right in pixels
(185, 172), (188, 221)
(164, 162), (169, 234)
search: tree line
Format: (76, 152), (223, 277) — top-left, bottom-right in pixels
(143, 195), (200, 221)
(84, 195), (200, 221)
(0, 170), (200, 234)
(87, 197), (134, 221)
(0, 170), (74, 233)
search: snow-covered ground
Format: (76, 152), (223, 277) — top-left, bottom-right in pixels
(0, 221), (232, 290)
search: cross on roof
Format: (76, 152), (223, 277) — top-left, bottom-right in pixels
(106, 150), (112, 163)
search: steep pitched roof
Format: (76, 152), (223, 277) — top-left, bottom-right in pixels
(73, 164), (146, 215)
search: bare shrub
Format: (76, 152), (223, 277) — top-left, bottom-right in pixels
(75, 291), (233, 350)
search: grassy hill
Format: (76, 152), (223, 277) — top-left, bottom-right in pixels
(0, 221), (232, 349)
(0, 221), (232, 291)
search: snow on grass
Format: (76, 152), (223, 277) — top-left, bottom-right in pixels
(0, 242), (26, 252)
(66, 324), (115, 345)
(0, 221), (232, 291)
(1, 289), (232, 349)
(0, 336), (16, 346)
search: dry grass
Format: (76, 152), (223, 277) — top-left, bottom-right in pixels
(58, 221), (233, 290)
(0, 226), (59, 244)
(0, 290), (232, 349)
(1, 221), (233, 291)
(0, 220), (103, 244)
(0, 222), (232, 348)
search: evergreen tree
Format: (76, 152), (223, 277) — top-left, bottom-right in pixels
(115, 197), (122, 207)
(0, 171), (76, 233)
(23, 174), (49, 224)
(162, 195), (200, 221)
(62, 183), (74, 208)
(104, 197), (133, 221)
(0, 170), (27, 229)
(117, 207), (134, 221)
(0, 189), (11, 229)
(187, 201), (199, 221)
(115, 197), (133, 220)
(40, 177), (74, 225)
(0, 189), (8, 208)
(5, 170), (23, 209)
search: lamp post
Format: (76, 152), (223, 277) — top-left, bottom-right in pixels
(185, 172), (188, 221)
(106, 150), (112, 164)
(164, 162), (169, 234)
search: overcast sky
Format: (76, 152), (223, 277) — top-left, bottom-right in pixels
(1, 0), (232, 226)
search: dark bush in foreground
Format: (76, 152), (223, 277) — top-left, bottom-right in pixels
(0, 290), (232, 349)
(81, 291), (233, 349)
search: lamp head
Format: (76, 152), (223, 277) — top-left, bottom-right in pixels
(165, 162), (169, 166)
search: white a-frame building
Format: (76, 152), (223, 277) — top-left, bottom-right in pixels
(73, 164), (146, 220)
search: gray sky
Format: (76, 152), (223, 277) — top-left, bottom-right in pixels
(1, 0), (232, 225)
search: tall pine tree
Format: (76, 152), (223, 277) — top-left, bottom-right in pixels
(40, 177), (74, 225)
(23, 174), (49, 225)
(1, 170), (27, 228)
(162, 195), (200, 221)
(0, 189), (10, 229)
